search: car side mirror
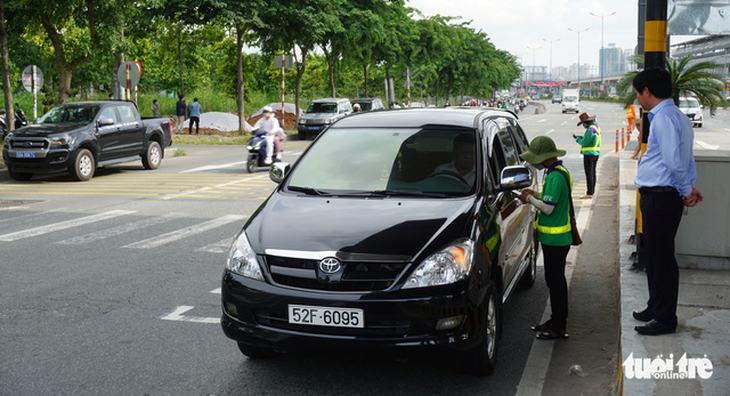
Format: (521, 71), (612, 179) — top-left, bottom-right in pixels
(97, 117), (114, 127)
(270, 162), (290, 184)
(499, 165), (532, 190)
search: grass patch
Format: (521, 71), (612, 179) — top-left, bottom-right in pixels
(173, 133), (250, 145)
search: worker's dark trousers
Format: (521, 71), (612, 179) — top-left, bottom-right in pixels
(583, 155), (599, 195)
(542, 244), (571, 329)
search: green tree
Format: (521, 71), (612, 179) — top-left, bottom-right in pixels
(617, 54), (727, 115)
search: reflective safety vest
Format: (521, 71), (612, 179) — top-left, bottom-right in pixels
(627, 104), (635, 119)
(533, 165), (573, 245)
(580, 125), (601, 154)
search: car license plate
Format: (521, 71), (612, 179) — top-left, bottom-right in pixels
(16, 152), (36, 158)
(288, 304), (364, 328)
(308, 126), (319, 131)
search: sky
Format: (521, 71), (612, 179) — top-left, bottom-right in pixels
(406, 0), (696, 71)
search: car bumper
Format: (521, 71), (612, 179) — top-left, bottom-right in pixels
(220, 271), (488, 352)
(2, 147), (74, 174)
(296, 124), (326, 134)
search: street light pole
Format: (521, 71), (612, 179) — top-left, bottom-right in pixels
(568, 27), (590, 91)
(542, 38), (561, 92)
(526, 45), (541, 95)
(589, 11), (616, 91)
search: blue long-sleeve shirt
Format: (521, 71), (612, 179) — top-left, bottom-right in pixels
(634, 98), (696, 197)
(189, 101), (202, 118)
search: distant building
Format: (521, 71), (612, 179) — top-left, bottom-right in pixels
(671, 35), (730, 80)
(599, 43), (626, 78)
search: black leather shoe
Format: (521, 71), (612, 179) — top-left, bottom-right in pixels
(632, 308), (653, 322)
(635, 319), (676, 336)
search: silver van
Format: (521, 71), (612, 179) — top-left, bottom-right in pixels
(297, 98), (352, 140)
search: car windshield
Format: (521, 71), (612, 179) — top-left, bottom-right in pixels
(354, 102), (372, 111)
(564, 96), (578, 102)
(679, 98), (700, 108)
(286, 127), (477, 196)
(36, 105), (100, 125)
(306, 102), (337, 114)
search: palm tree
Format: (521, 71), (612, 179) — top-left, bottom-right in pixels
(617, 54), (727, 115)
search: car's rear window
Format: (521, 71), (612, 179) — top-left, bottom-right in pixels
(286, 127), (478, 196)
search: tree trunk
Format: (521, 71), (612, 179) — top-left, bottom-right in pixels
(322, 45), (335, 97)
(0, 0), (14, 132)
(385, 68), (391, 106)
(292, 42), (312, 122)
(434, 76), (440, 107)
(363, 64), (369, 98)
(236, 24), (245, 132)
(177, 28), (184, 97)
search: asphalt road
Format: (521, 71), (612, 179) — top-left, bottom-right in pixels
(1, 101), (728, 395)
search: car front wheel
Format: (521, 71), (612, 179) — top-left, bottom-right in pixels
(70, 148), (95, 181)
(461, 282), (501, 376)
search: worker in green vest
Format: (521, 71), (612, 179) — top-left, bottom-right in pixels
(517, 136), (573, 340)
(572, 112), (601, 199)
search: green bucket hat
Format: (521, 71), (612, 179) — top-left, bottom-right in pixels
(519, 136), (566, 165)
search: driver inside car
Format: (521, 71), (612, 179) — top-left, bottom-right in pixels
(429, 133), (476, 186)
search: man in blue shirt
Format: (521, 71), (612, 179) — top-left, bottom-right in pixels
(631, 68), (704, 336)
(188, 97), (202, 134)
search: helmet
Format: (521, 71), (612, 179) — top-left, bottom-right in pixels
(262, 106), (274, 113)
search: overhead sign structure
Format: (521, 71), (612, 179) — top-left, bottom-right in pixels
(22, 65), (43, 119)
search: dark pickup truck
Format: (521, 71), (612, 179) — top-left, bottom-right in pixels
(2, 100), (172, 181)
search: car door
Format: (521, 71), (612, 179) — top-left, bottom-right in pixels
(96, 106), (123, 161)
(115, 103), (145, 156)
(485, 117), (528, 293)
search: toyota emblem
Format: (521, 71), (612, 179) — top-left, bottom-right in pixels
(319, 257), (342, 274)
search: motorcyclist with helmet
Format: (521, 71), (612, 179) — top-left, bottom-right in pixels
(252, 106), (284, 164)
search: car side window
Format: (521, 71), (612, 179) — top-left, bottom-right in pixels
(496, 118), (519, 166)
(98, 107), (119, 124)
(484, 120), (505, 186)
(117, 105), (137, 123)
(508, 119), (530, 154)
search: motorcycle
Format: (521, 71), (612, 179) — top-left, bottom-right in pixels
(0, 107), (29, 138)
(246, 129), (282, 173)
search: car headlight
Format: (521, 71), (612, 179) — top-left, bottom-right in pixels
(226, 231), (264, 281)
(403, 239), (474, 289)
(51, 135), (73, 146)
(298, 118), (305, 124)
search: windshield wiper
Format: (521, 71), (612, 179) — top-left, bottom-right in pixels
(287, 186), (332, 196)
(346, 190), (451, 198)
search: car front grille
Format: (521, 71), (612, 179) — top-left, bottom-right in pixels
(264, 254), (409, 292)
(9, 138), (49, 150)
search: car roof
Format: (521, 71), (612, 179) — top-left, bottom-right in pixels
(352, 98), (381, 102)
(310, 97), (349, 103)
(333, 107), (517, 129)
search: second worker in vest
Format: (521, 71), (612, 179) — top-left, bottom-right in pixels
(572, 112), (601, 199)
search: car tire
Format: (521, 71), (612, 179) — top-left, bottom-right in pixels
(8, 168), (33, 181)
(246, 154), (257, 173)
(142, 141), (162, 170)
(237, 342), (276, 358)
(461, 282), (501, 376)
(298, 130), (306, 140)
(519, 229), (538, 288)
(70, 148), (95, 181)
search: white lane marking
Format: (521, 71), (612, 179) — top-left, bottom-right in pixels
(122, 214), (246, 249)
(560, 121), (567, 125)
(160, 305), (219, 324)
(56, 213), (186, 245)
(695, 140), (719, 150)
(546, 129), (555, 135)
(0, 210), (135, 242)
(0, 208), (67, 224)
(537, 119), (547, 123)
(195, 238), (233, 253)
(180, 161), (248, 173)
(210, 288), (221, 294)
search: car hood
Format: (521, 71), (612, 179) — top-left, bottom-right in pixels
(9, 123), (87, 137)
(245, 192), (476, 260)
(301, 112), (337, 120)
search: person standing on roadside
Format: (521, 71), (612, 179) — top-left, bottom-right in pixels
(572, 112), (601, 199)
(627, 102), (636, 134)
(631, 67), (704, 336)
(175, 95), (186, 134)
(151, 99), (160, 117)
(188, 97), (202, 134)
(517, 136), (573, 340)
